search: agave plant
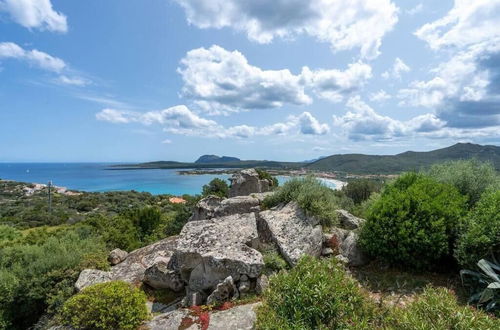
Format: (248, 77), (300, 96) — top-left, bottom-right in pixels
(460, 258), (500, 314)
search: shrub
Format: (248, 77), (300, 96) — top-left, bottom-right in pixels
(202, 178), (229, 198)
(387, 286), (500, 329)
(256, 169), (279, 187)
(128, 206), (163, 238)
(263, 176), (341, 227)
(256, 256), (377, 329)
(262, 249), (288, 274)
(0, 225), (21, 243)
(83, 214), (141, 251)
(455, 189), (500, 268)
(460, 259), (500, 316)
(60, 281), (149, 330)
(427, 159), (499, 208)
(359, 173), (467, 270)
(342, 179), (382, 204)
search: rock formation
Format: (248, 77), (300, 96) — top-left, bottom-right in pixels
(228, 169), (271, 197)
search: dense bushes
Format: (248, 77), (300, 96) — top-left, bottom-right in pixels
(360, 173), (467, 270)
(427, 159), (499, 208)
(202, 178), (229, 198)
(387, 286), (500, 329)
(256, 256), (377, 329)
(342, 179), (381, 204)
(60, 281), (149, 330)
(455, 189), (500, 268)
(0, 228), (108, 329)
(263, 176), (343, 227)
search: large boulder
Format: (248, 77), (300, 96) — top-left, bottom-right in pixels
(258, 202), (323, 266)
(190, 195), (223, 221)
(108, 248), (128, 265)
(172, 213), (264, 295)
(143, 261), (184, 292)
(340, 231), (368, 266)
(229, 169), (271, 197)
(336, 209), (365, 230)
(75, 236), (178, 291)
(206, 276), (239, 305)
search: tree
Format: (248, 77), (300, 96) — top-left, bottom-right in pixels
(202, 178), (229, 198)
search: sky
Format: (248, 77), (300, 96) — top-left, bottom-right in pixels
(0, 0), (499, 162)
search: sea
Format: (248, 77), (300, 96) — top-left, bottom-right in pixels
(0, 163), (344, 196)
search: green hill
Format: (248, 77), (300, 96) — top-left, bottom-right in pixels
(306, 143), (500, 174)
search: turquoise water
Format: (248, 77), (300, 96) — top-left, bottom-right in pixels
(0, 163), (343, 195)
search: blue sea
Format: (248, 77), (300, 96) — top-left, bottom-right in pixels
(0, 163), (343, 195)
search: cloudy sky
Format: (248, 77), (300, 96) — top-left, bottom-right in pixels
(1, 0), (499, 162)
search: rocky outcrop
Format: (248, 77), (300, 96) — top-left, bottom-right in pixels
(229, 169), (271, 197)
(340, 231), (368, 266)
(108, 248), (128, 265)
(206, 276), (239, 305)
(75, 236), (178, 291)
(190, 195), (223, 221)
(172, 213), (264, 304)
(258, 202), (323, 266)
(143, 261), (184, 292)
(322, 220), (369, 266)
(336, 209), (365, 230)
(145, 303), (261, 330)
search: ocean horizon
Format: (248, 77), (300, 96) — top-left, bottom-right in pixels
(0, 163), (344, 195)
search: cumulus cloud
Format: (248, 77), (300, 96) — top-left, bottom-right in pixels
(0, 42), (65, 72)
(178, 45), (372, 113)
(369, 89), (392, 102)
(382, 57), (410, 79)
(0, 0), (67, 32)
(174, 0), (398, 59)
(96, 105), (330, 138)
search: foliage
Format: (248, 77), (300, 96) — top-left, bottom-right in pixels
(256, 256), (377, 329)
(387, 286), (500, 329)
(127, 206), (163, 239)
(202, 178), (229, 198)
(60, 281), (149, 330)
(263, 176), (341, 227)
(359, 172), (467, 270)
(342, 179), (382, 204)
(349, 192), (381, 218)
(82, 214), (141, 251)
(455, 189), (500, 268)
(460, 259), (500, 316)
(427, 159), (500, 208)
(0, 225), (21, 245)
(0, 228), (107, 330)
(256, 169), (279, 187)
(262, 249), (289, 274)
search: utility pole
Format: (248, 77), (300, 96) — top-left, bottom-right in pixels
(48, 180), (52, 214)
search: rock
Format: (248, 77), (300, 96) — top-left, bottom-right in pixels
(229, 169), (271, 197)
(255, 275), (269, 295)
(75, 269), (112, 291)
(335, 254), (349, 264)
(182, 289), (206, 307)
(173, 213), (264, 295)
(258, 202), (323, 266)
(144, 261), (184, 292)
(108, 248), (128, 265)
(189, 195), (223, 221)
(323, 227), (349, 253)
(336, 209), (365, 230)
(340, 232), (369, 266)
(238, 280), (251, 295)
(322, 247), (334, 256)
(208, 303), (261, 330)
(145, 309), (190, 330)
(75, 236), (178, 290)
(206, 276), (239, 305)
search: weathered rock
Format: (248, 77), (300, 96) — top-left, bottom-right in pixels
(173, 213), (264, 294)
(75, 236), (178, 290)
(145, 309), (190, 330)
(323, 227), (349, 253)
(75, 269), (112, 291)
(182, 289), (206, 307)
(189, 195), (223, 221)
(206, 276), (239, 305)
(144, 261), (184, 291)
(229, 169), (271, 197)
(335, 254), (349, 264)
(255, 275), (269, 295)
(336, 209), (365, 230)
(322, 247), (334, 256)
(108, 248), (128, 265)
(258, 202), (323, 266)
(340, 232), (369, 266)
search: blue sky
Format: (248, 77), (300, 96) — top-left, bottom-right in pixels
(0, 0), (499, 162)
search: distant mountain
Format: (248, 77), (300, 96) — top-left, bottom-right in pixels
(195, 155), (241, 164)
(306, 143), (500, 174)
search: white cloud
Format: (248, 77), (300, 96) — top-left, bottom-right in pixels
(406, 3), (423, 15)
(0, 0), (67, 33)
(382, 57), (410, 79)
(162, 139), (172, 144)
(174, 0), (399, 59)
(415, 0), (500, 50)
(96, 105), (330, 138)
(369, 89), (392, 102)
(0, 41), (65, 72)
(56, 75), (90, 86)
(178, 45), (372, 112)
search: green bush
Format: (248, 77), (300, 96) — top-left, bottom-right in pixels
(262, 249), (289, 274)
(0, 225), (21, 244)
(256, 169), (279, 187)
(60, 281), (149, 330)
(83, 214), (141, 251)
(387, 286), (500, 329)
(263, 176), (341, 227)
(256, 256), (377, 329)
(342, 179), (382, 204)
(202, 178), (229, 198)
(455, 189), (500, 268)
(427, 159), (499, 208)
(359, 173), (467, 270)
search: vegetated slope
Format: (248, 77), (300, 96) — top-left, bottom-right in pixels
(195, 155), (241, 163)
(114, 160), (305, 170)
(307, 143), (500, 174)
